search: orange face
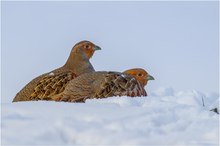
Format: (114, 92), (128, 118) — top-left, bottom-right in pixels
(123, 68), (154, 87)
(73, 41), (101, 58)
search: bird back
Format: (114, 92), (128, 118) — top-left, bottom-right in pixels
(58, 71), (147, 102)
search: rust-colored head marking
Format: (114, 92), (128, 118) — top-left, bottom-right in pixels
(72, 40), (101, 59)
(123, 68), (154, 87)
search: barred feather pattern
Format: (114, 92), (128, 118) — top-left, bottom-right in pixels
(12, 40), (99, 102)
(94, 72), (147, 98)
(30, 71), (77, 100)
(58, 71), (147, 103)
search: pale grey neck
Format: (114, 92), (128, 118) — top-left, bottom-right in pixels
(63, 51), (95, 75)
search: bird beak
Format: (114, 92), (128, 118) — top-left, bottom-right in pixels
(147, 75), (155, 81)
(93, 45), (102, 51)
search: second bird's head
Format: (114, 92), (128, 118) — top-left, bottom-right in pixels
(72, 40), (101, 59)
(123, 68), (155, 87)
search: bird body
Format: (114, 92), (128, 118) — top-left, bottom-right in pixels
(53, 69), (154, 102)
(12, 41), (101, 102)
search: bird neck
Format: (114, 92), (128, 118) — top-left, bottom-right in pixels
(141, 80), (147, 88)
(63, 51), (95, 75)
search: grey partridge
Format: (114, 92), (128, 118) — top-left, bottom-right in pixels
(12, 41), (101, 102)
(53, 68), (154, 102)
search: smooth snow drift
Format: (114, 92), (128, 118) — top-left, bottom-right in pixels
(1, 88), (219, 145)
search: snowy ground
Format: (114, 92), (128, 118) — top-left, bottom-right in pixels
(1, 88), (219, 145)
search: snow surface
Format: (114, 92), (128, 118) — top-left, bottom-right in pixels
(1, 88), (219, 145)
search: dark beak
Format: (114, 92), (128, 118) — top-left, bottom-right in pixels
(147, 75), (155, 81)
(94, 45), (102, 51)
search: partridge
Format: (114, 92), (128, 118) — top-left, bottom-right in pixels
(53, 68), (154, 102)
(12, 41), (101, 102)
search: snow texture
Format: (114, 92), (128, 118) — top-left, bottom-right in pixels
(1, 88), (219, 145)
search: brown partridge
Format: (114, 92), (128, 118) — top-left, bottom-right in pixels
(12, 41), (101, 102)
(53, 68), (154, 102)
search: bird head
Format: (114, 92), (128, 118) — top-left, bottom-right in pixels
(72, 41), (101, 59)
(123, 68), (154, 87)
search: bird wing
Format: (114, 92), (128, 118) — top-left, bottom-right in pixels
(94, 72), (147, 98)
(54, 71), (147, 103)
(56, 72), (102, 102)
(30, 71), (77, 101)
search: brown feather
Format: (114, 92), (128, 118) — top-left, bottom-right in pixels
(56, 71), (147, 103)
(30, 71), (76, 100)
(12, 41), (100, 102)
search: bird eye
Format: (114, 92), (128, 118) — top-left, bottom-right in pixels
(85, 45), (90, 49)
(138, 73), (142, 77)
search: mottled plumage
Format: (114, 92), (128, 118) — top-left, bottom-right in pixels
(12, 41), (101, 102)
(52, 68), (154, 102)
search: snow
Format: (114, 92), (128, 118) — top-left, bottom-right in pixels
(1, 88), (219, 145)
(49, 72), (55, 76)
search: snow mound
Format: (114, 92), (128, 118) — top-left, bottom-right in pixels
(1, 88), (219, 145)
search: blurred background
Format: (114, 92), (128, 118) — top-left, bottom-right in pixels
(1, 1), (219, 102)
